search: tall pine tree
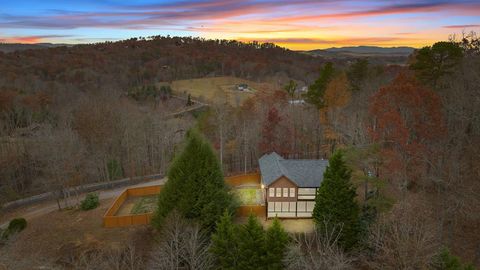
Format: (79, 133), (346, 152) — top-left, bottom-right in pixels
(211, 211), (239, 269)
(312, 150), (360, 250)
(152, 129), (234, 230)
(264, 217), (289, 270)
(237, 214), (266, 270)
(304, 62), (335, 109)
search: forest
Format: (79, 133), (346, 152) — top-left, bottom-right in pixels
(0, 33), (479, 268)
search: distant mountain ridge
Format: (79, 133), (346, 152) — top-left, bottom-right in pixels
(308, 45), (415, 55)
(0, 43), (70, 53)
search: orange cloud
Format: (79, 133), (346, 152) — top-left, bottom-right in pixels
(0, 35), (70, 43)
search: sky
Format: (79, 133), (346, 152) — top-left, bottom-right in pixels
(0, 0), (479, 50)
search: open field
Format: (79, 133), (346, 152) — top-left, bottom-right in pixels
(168, 76), (275, 106)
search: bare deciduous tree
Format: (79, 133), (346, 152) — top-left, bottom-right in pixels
(368, 198), (439, 269)
(283, 221), (353, 270)
(148, 210), (213, 270)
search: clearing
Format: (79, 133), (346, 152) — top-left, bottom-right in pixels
(168, 76), (274, 106)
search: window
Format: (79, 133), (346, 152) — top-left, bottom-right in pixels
(276, 188), (282, 197)
(269, 188), (275, 198)
(275, 202), (282, 211)
(289, 202), (296, 212)
(268, 202), (274, 211)
(298, 188), (316, 195)
(282, 202), (289, 212)
(297, 201), (306, 212)
(289, 188), (295, 197)
(298, 188), (316, 199)
(283, 188), (289, 197)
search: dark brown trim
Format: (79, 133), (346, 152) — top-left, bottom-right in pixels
(266, 175), (298, 188)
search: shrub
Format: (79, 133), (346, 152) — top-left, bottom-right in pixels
(1, 217), (27, 241)
(7, 218), (27, 233)
(80, 193), (99, 210)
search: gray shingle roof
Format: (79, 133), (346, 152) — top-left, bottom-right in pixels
(259, 152), (328, 187)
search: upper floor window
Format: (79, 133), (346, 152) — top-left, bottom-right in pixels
(289, 188), (295, 197)
(269, 188), (275, 197)
(276, 188), (282, 197)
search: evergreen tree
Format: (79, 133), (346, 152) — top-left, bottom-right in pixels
(211, 211), (239, 269)
(410, 41), (463, 88)
(264, 218), (289, 270)
(152, 129), (234, 230)
(237, 214), (266, 270)
(312, 150), (360, 250)
(346, 59), (369, 91)
(304, 62), (335, 109)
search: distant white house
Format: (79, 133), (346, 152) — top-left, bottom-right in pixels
(289, 99), (306, 105)
(236, 83), (249, 91)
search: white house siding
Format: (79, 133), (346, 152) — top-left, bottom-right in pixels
(267, 200), (315, 218)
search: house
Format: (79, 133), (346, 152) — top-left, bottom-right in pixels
(259, 152), (328, 218)
(236, 83), (248, 91)
(288, 99), (306, 105)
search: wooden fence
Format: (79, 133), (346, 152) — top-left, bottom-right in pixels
(237, 205), (266, 218)
(104, 173), (264, 228)
(103, 185), (161, 228)
(225, 172), (261, 187)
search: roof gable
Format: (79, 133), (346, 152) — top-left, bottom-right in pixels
(259, 152), (328, 187)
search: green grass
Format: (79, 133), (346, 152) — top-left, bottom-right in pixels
(235, 188), (259, 205)
(131, 196), (158, 214)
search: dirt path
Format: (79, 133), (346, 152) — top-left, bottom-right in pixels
(0, 178), (166, 229)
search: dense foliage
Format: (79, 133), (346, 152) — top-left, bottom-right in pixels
(304, 62), (335, 109)
(210, 213), (289, 269)
(153, 130), (235, 229)
(312, 150), (360, 250)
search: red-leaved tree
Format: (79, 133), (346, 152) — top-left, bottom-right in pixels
(259, 107), (291, 154)
(369, 73), (445, 192)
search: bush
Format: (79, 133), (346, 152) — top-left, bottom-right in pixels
(80, 193), (99, 210)
(7, 218), (27, 233)
(1, 217), (27, 241)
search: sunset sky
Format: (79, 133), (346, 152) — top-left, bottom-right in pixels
(1, 0), (479, 50)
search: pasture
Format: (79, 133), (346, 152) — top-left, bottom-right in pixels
(168, 76), (274, 106)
